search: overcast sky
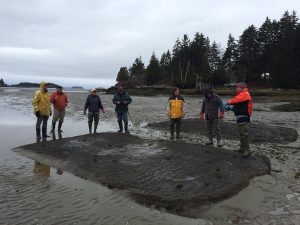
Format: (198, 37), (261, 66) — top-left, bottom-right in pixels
(0, 0), (299, 88)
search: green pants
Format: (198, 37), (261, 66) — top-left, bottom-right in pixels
(206, 119), (220, 141)
(238, 122), (250, 152)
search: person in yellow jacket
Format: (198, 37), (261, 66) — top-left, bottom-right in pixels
(32, 82), (52, 140)
(167, 87), (185, 140)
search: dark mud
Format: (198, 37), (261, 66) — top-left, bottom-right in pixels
(16, 132), (270, 218)
(148, 118), (298, 143)
(271, 101), (300, 112)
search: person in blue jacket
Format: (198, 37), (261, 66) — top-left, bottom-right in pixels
(112, 86), (132, 133)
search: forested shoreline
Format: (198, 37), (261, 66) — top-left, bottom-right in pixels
(116, 10), (300, 89)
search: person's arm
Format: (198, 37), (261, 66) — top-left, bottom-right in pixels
(218, 97), (224, 119)
(32, 91), (40, 116)
(65, 94), (68, 107)
(84, 96), (89, 115)
(181, 97), (185, 117)
(50, 93), (56, 104)
(112, 94), (120, 104)
(98, 97), (105, 113)
(200, 98), (205, 119)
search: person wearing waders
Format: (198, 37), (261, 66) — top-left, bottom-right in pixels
(200, 89), (224, 147)
(112, 86), (132, 133)
(226, 82), (253, 158)
(167, 87), (185, 140)
(84, 88), (105, 134)
(32, 82), (52, 140)
(50, 86), (68, 133)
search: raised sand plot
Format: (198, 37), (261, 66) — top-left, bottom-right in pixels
(16, 133), (271, 218)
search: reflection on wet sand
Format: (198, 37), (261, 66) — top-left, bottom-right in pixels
(33, 161), (50, 177)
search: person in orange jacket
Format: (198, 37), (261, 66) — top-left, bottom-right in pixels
(50, 86), (68, 133)
(167, 87), (185, 140)
(226, 82), (253, 157)
(200, 89), (224, 147)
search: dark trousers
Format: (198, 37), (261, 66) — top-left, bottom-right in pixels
(170, 118), (181, 137)
(36, 116), (49, 138)
(88, 112), (99, 133)
(117, 112), (128, 131)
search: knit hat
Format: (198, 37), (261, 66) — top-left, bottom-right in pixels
(90, 88), (97, 92)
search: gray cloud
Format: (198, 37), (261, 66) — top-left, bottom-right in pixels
(0, 0), (299, 88)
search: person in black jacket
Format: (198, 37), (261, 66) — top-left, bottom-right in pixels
(112, 86), (132, 133)
(84, 88), (105, 134)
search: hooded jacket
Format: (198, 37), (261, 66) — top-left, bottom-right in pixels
(32, 82), (51, 116)
(228, 88), (253, 123)
(201, 91), (224, 120)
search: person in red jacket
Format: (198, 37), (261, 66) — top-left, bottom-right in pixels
(226, 82), (253, 157)
(50, 86), (68, 133)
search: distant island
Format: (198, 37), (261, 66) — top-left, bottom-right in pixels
(71, 86), (84, 89)
(0, 79), (60, 88)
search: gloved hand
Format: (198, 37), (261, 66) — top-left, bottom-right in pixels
(218, 112), (224, 119)
(35, 111), (40, 117)
(181, 113), (185, 118)
(224, 103), (233, 111)
(199, 112), (204, 120)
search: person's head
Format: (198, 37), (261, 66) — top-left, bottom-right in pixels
(56, 86), (63, 94)
(40, 82), (49, 92)
(117, 86), (124, 94)
(236, 82), (247, 94)
(173, 87), (180, 96)
(90, 88), (97, 96)
(205, 89), (213, 99)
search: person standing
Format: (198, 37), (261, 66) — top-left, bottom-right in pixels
(167, 87), (185, 140)
(112, 86), (132, 133)
(226, 82), (253, 158)
(200, 89), (224, 147)
(32, 82), (52, 140)
(50, 86), (68, 133)
(84, 88), (105, 134)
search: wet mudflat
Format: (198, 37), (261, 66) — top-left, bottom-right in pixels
(148, 119), (298, 143)
(16, 132), (270, 218)
(1, 87), (300, 225)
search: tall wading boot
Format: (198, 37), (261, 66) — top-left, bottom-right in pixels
(50, 122), (56, 133)
(175, 129), (180, 139)
(58, 122), (63, 133)
(118, 121), (123, 133)
(124, 121), (130, 134)
(42, 127), (50, 139)
(94, 120), (99, 134)
(88, 122), (92, 134)
(36, 127), (41, 139)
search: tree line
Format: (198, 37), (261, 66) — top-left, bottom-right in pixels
(117, 10), (300, 89)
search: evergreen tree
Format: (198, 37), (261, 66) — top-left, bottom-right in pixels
(129, 57), (145, 77)
(116, 67), (129, 82)
(146, 52), (161, 85)
(237, 25), (260, 81)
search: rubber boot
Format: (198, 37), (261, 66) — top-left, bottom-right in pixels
(58, 122), (63, 133)
(217, 139), (222, 147)
(124, 121), (130, 134)
(205, 139), (213, 145)
(42, 127), (50, 139)
(36, 127), (41, 139)
(50, 122), (56, 133)
(170, 128), (174, 140)
(88, 122), (92, 134)
(175, 129), (180, 139)
(118, 121), (123, 133)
